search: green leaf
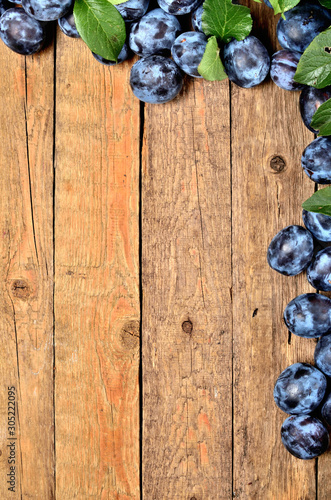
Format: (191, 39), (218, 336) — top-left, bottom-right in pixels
(268, 0), (300, 16)
(108, 0), (128, 5)
(318, 0), (331, 8)
(201, 0), (252, 43)
(74, 0), (126, 61)
(310, 97), (331, 136)
(198, 36), (228, 81)
(294, 28), (331, 88)
(302, 187), (331, 217)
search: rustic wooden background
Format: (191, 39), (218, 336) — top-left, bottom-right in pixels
(0, 0), (329, 498)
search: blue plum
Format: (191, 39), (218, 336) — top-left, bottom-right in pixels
(281, 415), (329, 459)
(129, 8), (181, 57)
(0, 8), (45, 54)
(92, 42), (132, 66)
(115, 0), (149, 22)
(284, 293), (331, 339)
(263, 0), (272, 7)
(157, 0), (202, 16)
(130, 55), (183, 103)
(22, 0), (73, 21)
(277, 4), (331, 54)
(223, 36), (270, 89)
(267, 225), (314, 276)
(92, 42), (131, 65)
(301, 136), (331, 184)
(58, 9), (79, 38)
(300, 87), (331, 133)
(321, 393), (331, 425)
(191, 3), (203, 32)
(274, 363), (327, 415)
(270, 49), (305, 91)
(307, 247), (331, 291)
(315, 334), (331, 378)
(171, 31), (207, 78)
(302, 209), (331, 242)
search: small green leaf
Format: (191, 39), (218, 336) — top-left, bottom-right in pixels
(294, 28), (331, 88)
(310, 97), (331, 136)
(198, 36), (228, 81)
(302, 187), (331, 216)
(202, 0), (252, 43)
(268, 0), (300, 16)
(318, 0), (331, 8)
(74, 0), (126, 61)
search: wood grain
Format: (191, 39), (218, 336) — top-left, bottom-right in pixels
(142, 78), (232, 498)
(54, 31), (140, 499)
(0, 43), (55, 498)
(231, 3), (317, 498)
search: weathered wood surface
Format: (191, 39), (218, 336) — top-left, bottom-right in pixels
(142, 79), (232, 498)
(0, 43), (55, 498)
(54, 32), (140, 499)
(0, 2), (329, 499)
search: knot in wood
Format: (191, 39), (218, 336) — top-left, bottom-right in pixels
(269, 155), (286, 173)
(11, 279), (31, 300)
(182, 320), (193, 334)
(120, 320), (140, 350)
(190, 497), (197, 500)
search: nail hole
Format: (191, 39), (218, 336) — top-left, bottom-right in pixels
(252, 308), (258, 318)
(182, 320), (193, 334)
(270, 155), (286, 173)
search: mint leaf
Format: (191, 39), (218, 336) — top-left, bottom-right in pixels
(294, 28), (331, 88)
(318, 0), (331, 8)
(198, 36), (228, 81)
(310, 97), (331, 136)
(268, 0), (300, 16)
(302, 187), (331, 217)
(202, 0), (252, 43)
(74, 0), (126, 61)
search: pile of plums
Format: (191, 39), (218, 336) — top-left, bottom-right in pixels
(1, 0), (331, 104)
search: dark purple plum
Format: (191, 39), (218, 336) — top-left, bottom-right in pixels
(130, 55), (183, 103)
(58, 9), (79, 38)
(115, 0), (150, 22)
(191, 3), (203, 32)
(22, 0), (73, 21)
(157, 0), (202, 16)
(277, 4), (331, 54)
(223, 36), (270, 89)
(92, 42), (131, 65)
(129, 8), (181, 57)
(267, 225), (314, 276)
(302, 209), (331, 242)
(171, 31), (207, 78)
(270, 49), (305, 91)
(321, 393), (331, 425)
(281, 415), (329, 459)
(301, 136), (331, 184)
(284, 293), (331, 339)
(274, 363), (327, 415)
(307, 247), (331, 291)
(0, 0), (11, 16)
(0, 8), (45, 55)
(300, 87), (331, 133)
(315, 334), (331, 378)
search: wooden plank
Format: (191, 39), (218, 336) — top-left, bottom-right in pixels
(231, 3), (317, 498)
(54, 31), (140, 498)
(0, 44), (55, 498)
(142, 80), (232, 497)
